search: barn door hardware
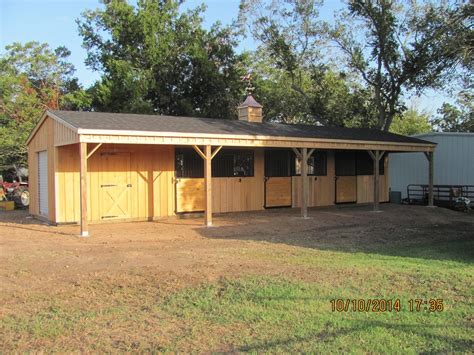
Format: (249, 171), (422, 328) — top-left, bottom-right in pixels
(127, 184), (132, 188)
(101, 215), (118, 219)
(101, 184), (117, 187)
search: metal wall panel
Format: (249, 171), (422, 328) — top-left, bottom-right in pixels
(389, 133), (474, 198)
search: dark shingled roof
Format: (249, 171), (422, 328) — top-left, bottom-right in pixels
(50, 110), (434, 145)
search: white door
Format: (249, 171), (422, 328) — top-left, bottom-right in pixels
(38, 151), (48, 217)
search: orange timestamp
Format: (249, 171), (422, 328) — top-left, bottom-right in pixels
(331, 299), (445, 312)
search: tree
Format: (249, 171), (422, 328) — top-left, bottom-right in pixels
(329, 0), (471, 131)
(432, 91), (473, 132)
(240, 0), (471, 130)
(250, 53), (377, 126)
(0, 42), (90, 171)
(77, 0), (246, 118)
(239, 1), (379, 127)
(390, 107), (432, 136)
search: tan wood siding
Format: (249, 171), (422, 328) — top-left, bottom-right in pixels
(54, 119), (79, 146)
(335, 176), (358, 203)
(292, 151), (336, 208)
(356, 157), (390, 203)
(176, 149), (264, 213)
(55, 144), (175, 223)
(292, 176), (335, 207)
(27, 117), (56, 222)
(265, 177), (292, 207)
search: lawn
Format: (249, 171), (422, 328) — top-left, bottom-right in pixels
(1, 205), (473, 352)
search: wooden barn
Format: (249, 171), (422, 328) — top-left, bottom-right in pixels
(26, 95), (436, 236)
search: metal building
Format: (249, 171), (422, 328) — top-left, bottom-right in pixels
(389, 132), (474, 199)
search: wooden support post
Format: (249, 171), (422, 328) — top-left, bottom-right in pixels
(374, 150), (380, 212)
(204, 145), (212, 226)
(368, 150), (384, 212)
(193, 145), (221, 226)
(301, 148), (308, 218)
(79, 142), (88, 237)
(425, 151), (434, 207)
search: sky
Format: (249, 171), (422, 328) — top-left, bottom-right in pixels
(1, 0), (448, 114)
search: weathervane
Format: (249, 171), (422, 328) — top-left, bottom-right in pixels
(240, 72), (255, 96)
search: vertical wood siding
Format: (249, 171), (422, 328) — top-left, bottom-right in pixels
(176, 149), (265, 213)
(54, 119), (79, 146)
(27, 117), (56, 222)
(55, 143), (175, 223)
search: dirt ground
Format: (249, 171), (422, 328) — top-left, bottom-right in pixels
(0, 204), (474, 352)
(1, 204), (472, 293)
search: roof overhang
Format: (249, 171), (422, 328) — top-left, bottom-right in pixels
(78, 129), (436, 152)
(27, 110), (436, 152)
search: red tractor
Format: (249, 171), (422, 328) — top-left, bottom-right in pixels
(0, 167), (29, 209)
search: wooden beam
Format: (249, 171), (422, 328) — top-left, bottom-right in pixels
(79, 142), (88, 237)
(367, 150), (376, 161)
(308, 148), (315, 157)
(192, 145), (207, 160)
(428, 151), (434, 206)
(80, 133), (436, 152)
(368, 150), (384, 212)
(301, 148), (309, 218)
(86, 143), (102, 160)
(292, 148), (302, 159)
(204, 145), (212, 226)
(374, 150), (380, 211)
(211, 145), (223, 160)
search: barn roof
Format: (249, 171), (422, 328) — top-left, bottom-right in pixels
(48, 110), (433, 146)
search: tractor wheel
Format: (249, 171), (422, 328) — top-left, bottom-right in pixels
(13, 187), (30, 208)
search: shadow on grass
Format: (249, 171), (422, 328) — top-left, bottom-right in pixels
(196, 205), (474, 264)
(236, 319), (473, 353)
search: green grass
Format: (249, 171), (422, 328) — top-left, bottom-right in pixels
(1, 241), (473, 353)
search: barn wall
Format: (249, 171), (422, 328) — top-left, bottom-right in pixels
(55, 143), (175, 223)
(292, 151), (336, 207)
(389, 133), (474, 198)
(176, 149), (265, 213)
(54, 119), (79, 146)
(292, 151), (389, 206)
(356, 155), (390, 203)
(27, 116), (56, 222)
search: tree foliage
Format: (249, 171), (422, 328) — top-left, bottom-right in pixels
(330, 0), (471, 131)
(0, 42), (89, 171)
(390, 106), (432, 136)
(249, 52), (377, 126)
(240, 0), (471, 131)
(77, 0), (246, 118)
(432, 91), (473, 132)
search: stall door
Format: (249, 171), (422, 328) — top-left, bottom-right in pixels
(265, 177), (292, 207)
(175, 178), (205, 213)
(99, 153), (131, 220)
(38, 151), (48, 217)
(335, 151), (357, 203)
